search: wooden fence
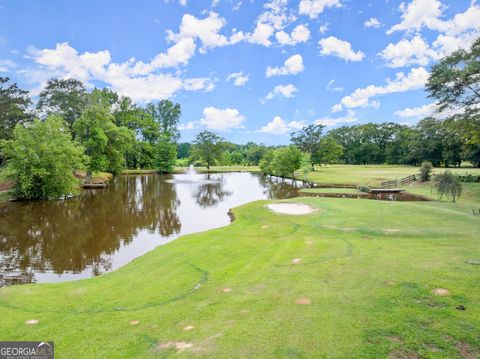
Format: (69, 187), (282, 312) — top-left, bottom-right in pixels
(380, 173), (419, 188)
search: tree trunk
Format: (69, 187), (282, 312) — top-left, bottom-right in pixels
(85, 171), (92, 185)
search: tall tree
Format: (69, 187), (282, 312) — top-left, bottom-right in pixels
(3, 116), (86, 200)
(36, 78), (88, 130)
(317, 135), (344, 165)
(0, 77), (32, 166)
(191, 131), (225, 170)
(0, 77), (31, 141)
(74, 92), (133, 181)
(426, 37), (480, 113)
(291, 124), (324, 169)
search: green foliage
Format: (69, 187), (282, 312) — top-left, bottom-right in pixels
(74, 92), (133, 177)
(291, 124), (324, 168)
(36, 78), (87, 129)
(0, 77), (32, 165)
(317, 135), (344, 164)
(419, 161), (433, 182)
(358, 185), (371, 193)
(299, 152), (312, 181)
(433, 170), (462, 202)
(155, 137), (177, 173)
(191, 131), (225, 170)
(4, 116), (86, 200)
(177, 142), (191, 159)
(426, 37), (480, 113)
(146, 99), (181, 142)
(458, 173), (480, 182)
(260, 145), (303, 178)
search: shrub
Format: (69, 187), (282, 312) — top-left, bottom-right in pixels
(420, 161), (433, 182)
(358, 185), (371, 193)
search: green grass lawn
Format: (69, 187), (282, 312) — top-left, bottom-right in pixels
(1, 197), (479, 358)
(300, 188), (361, 194)
(401, 182), (480, 207)
(304, 165), (480, 186)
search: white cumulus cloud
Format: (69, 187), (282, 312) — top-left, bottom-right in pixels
(299, 0), (342, 19)
(315, 110), (358, 126)
(364, 17), (381, 28)
(200, 107), (246, 131)
(226, 72), (250, 86)
(318, 36), (365, 62)
(332, 67), (429, 112)
(259, 116), (305, 135)
(266, 54), (304, 77)
(262, 84), (298, 102)
(275, 24), (310, 45)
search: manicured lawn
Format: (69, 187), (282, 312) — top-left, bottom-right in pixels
(401, 182), (480, 207)
(300, 188), (361, 194)
(1, 197), (478, 358)
(304, 165), (480, 186)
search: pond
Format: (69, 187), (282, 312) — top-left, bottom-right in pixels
(0, 172), (300, 286)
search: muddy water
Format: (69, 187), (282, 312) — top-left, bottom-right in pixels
(0, 173), (299, 285)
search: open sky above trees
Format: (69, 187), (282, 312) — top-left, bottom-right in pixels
(0, 0), (479, 144)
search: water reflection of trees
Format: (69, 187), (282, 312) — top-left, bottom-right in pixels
(0, 175), (181, 281)
(256, 175), (300, 199)
(192, 177), (232, 207)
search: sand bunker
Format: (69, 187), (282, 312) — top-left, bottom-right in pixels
(267, 203), (315, 215)
(25, 319), (39, 325)
(432, 288), (450, 296)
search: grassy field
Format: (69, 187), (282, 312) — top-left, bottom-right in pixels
(300, 188), (361, 194)
(401, 182), (480, 207)
(304, 165), (480, 186)
(1, 196), (479, 358)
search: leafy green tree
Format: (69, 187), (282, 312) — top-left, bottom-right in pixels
(177, 142), (191, 159)
(259, 150), (275, 175)
(433, 171), (462, 202)
(191, 131), (225, 170)
(0, 77), (32, 166)
(291, 124), (324, 169)
(426, 37), (480, 113)
(146, 100), (181, 172)
(0, 77), (32, 141)
(74, 93), (133, 180)
(299, 152), (312, 181)
(36, 78), (87, 130)
(3, 116), (86, 200)
(155, 136), (177, 173)
(270, 146), (303, 178)
(317, 135), (344, 165)
(246, 143), (268, 165)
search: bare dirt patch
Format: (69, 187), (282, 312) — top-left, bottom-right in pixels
(387, 336), (403, 344)
(384, 229), (401, 234)
(25, 319), (39, 325)
(129, 320), (140, 326)
(305, 240), (313, 244)
(389, 350), (419, 359)
(455, 341), (478, 359)
(267, 203), (316, 215)
(222, 288), (233, 293)
(153, 341), (193, 353)
(261, 225), (269, 229)
(432, 288), (450, 296)
(295, 297), (311, 305)
(291, 258), (301, 265)
(183, 325), (194, 331)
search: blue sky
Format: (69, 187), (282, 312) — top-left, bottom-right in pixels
(0, 0), (479, 144)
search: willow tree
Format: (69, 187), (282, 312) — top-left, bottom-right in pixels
(432, 171), (462, 202)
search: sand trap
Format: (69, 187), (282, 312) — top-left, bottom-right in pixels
(129, 320), (140, 326)
(25, 319), (39, 325)
(291, 258), (302, 264)
(267, 203), (315, 215)
(183, 325), (194, 331)
(222, 288), (233, 293)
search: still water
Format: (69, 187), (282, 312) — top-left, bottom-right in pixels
(0, 172), (299, 285)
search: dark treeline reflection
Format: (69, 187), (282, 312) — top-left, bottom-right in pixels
(257, 175), (302, 199)
(0, 175), (180, 278)
(193, 176), (232, 207)
(0, 173), (298, 286)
